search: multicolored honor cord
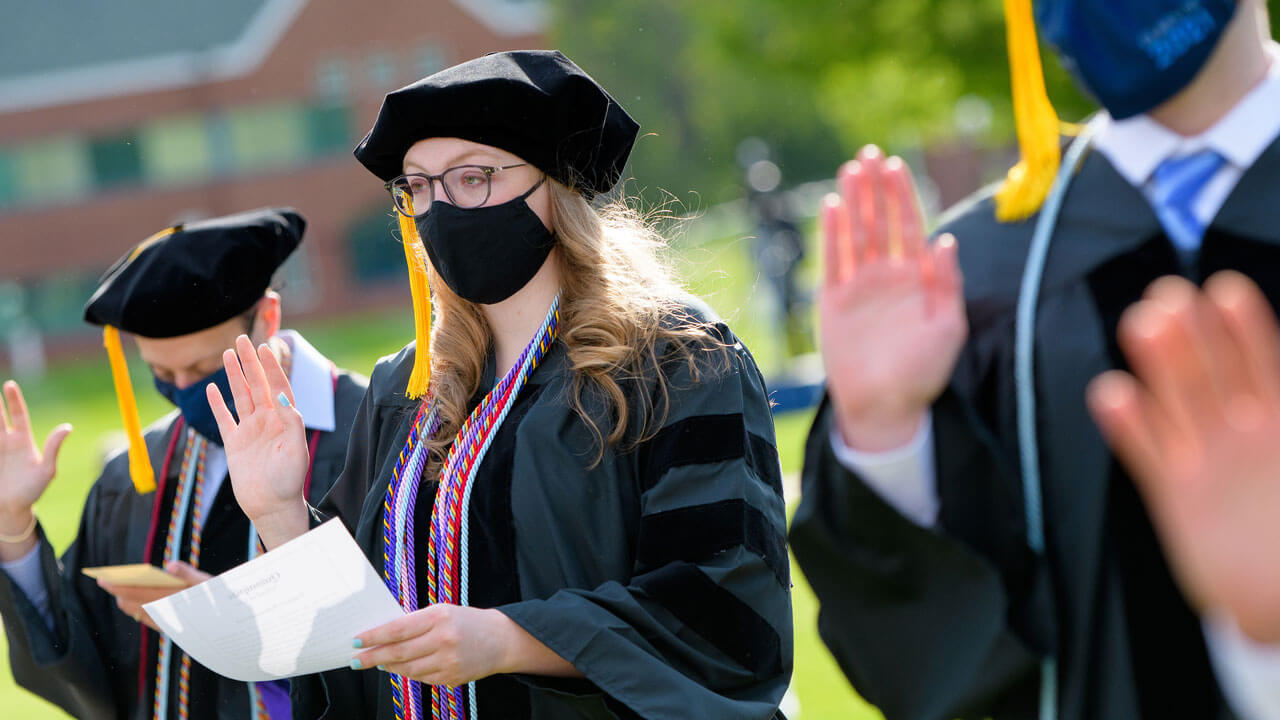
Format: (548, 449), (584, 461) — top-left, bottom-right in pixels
(153, 429), (207, 720)
(153, 429), (292, 720)
(384, 403), (439, 720)
(382, 294), (562, 720)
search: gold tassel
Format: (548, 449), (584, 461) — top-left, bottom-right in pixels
(100, 227), (175, 493)
(398, 202), (433, 399)
(994, 0), (1062, 222)
(104, 325), (155, 493)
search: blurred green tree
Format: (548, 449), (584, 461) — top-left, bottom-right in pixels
(552, 0), (1278, 204)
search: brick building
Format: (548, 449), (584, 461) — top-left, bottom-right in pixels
(0, 0), (545, 355)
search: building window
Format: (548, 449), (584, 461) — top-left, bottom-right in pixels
(366, 53), (395, 90)
(89, 132), (143, 189)
(226, 102), (308, 172)
(315, 57), (350, 101)
(140, 114), (214, 184)
(27, 272), (100, 336)
(347, 208), (408, 284)
(13, 136), (90, 205)
(306, 104), (353, 156)
(205, 112), (235, 176)
(416, 45), (447, 78)
(0, 149), (17, 208)
(276, 245), (318, 313)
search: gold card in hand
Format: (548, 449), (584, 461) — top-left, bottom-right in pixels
(83, 564), (186, 588)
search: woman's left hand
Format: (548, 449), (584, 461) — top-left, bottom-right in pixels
(352, 605), (513, 687)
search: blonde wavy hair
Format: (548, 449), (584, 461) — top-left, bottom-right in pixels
(422, 180), (724, 474)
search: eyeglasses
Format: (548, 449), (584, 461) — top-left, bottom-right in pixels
(384, 163), (529, 218)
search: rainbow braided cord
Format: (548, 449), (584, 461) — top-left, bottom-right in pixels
(427, 294), (561, 719)
(175, 440), (209, 719)
(383, 404), (427, 720)
(383, 295), (561, 720)
(383, 402), (440, 720)
(153, 430), (204, 720)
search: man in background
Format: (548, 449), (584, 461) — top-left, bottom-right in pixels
(0, 208), (367, 719)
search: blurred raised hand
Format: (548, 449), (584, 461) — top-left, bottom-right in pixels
(1088, 272), (1280, 644)
(210, 335), (311, 549)
(0, 381), (72, 560)
(819, 145), (967, 452)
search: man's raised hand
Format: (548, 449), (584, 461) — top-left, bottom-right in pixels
(820, 146), (967, 452)
(210, 335), (311, 549)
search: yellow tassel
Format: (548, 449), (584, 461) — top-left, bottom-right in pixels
(994, 0), (1062, 222)
(99, 226), (175, 493)
(398, 202), (433, 399)
(104, 326), (155, 493)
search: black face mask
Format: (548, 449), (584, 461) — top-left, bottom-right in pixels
(415, 176), (555, 305)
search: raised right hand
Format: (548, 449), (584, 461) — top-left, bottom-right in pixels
(819, 146), (968, 452)
(209, 335), (310, 548)
(0, 381), (72, 558)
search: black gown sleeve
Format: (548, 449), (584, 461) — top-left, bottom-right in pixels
(789, 200), (1053, 719)
(789, 393), (1041, 720)
(0, 478), (136, 720)
(498, 336), (793, 719)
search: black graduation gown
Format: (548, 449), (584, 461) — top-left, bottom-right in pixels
(292, 306), (793, 719)
(0, 371), (367, 720)
(790, 137), (1280, 720)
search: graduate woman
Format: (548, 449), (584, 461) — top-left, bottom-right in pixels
(213, 50), (792, 719)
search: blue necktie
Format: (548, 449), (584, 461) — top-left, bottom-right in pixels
(1150, 149), (1226, 252)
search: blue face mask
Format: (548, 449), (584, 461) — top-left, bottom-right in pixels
(154, 368), (238, 446)
(1036, 0), (1237, 119)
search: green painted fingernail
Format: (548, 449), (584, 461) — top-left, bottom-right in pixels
(350, 658), (363, 670)
(352, 638), (362, 649)
(277, 392), (291, 408)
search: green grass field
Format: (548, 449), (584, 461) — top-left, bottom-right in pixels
(0, 230), (883, 719)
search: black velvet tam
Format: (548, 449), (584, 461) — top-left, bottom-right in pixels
(83, 207), (304, 338)
(354, 49), (639, 197)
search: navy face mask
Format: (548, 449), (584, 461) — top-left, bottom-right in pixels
(415, 175), (555, 305)
(1036, 0), (1237, 119)
(155, 367), (237, 446)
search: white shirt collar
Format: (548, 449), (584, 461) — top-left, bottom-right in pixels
(1094, 42), (1280, 186)
(278, 329), (336, 432)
